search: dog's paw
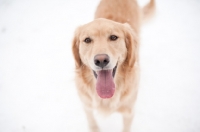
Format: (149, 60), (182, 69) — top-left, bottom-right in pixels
(89, 125), (100, 132)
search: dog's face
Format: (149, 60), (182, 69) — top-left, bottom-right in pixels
(72, 18), (138, 99)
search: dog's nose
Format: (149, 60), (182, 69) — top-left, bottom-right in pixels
(94, 54), (110, 68)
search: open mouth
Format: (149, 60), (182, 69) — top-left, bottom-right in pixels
(93, 65), (117, 99)
(93, 65), (117, 79)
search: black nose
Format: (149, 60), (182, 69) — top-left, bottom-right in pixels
(94, 54), (110, 68)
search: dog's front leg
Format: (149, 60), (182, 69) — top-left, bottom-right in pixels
(84, 108), (99, 132)
(122, 113), (133, 132)
(118, 106), (134, 132)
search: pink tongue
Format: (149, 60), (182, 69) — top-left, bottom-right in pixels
(96, 70), (115, 98)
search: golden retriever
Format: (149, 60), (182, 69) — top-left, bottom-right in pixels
(72, 0), (155, 131)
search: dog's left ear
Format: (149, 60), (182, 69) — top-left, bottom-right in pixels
(122, 23), (139, 67)
(72, 26), (82, 69)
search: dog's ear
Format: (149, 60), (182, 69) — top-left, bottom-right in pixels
(122, 23), (139, 68)
(72, 26), (82, 69)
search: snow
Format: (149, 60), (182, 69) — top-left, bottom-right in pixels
(0, 0), (200, 132)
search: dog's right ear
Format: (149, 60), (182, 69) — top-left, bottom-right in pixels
(72, 26), (82, 69)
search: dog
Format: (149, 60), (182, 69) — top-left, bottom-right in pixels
(72, 0), (155, 131)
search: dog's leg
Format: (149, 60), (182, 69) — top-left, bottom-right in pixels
(118, 106), (134, 132)
(84, 108), (99, 132)
(122, 113), (133, 132)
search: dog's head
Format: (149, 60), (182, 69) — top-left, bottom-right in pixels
(72, 18), (138, 99)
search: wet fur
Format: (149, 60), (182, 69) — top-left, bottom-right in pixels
(72, 0), (155, 131)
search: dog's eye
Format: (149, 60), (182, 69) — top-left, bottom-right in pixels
(109, 35), (118, 41)
(84, 37), (92, 43)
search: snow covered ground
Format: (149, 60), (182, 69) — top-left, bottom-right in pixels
(0, 0), (200, 132)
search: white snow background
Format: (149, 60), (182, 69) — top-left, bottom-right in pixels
(0, 0), (200, 132)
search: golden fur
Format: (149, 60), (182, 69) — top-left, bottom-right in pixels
(72, 0), (155, 131)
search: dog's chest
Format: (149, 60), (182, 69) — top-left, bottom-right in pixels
(92, 93), (121, 114)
